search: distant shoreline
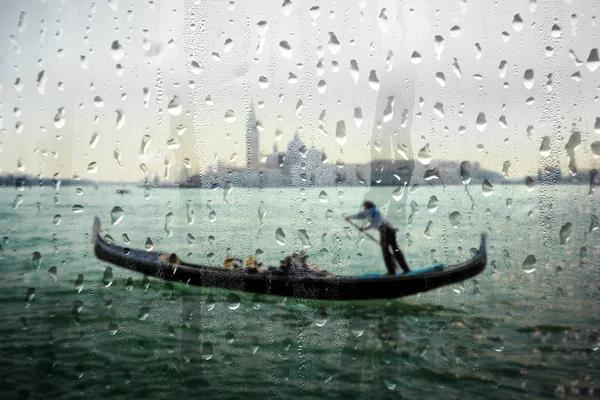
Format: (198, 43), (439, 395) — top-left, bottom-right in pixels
(0, 177), (595, 189)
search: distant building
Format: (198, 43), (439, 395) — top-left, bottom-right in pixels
(246, 104), (260, 171)
(181, 102), (524, 188)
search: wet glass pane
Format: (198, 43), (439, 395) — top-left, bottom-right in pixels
(0, 0), (598, 398)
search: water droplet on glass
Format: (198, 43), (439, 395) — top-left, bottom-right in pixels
(88, 131), (101, 148)
(525, 176), (535, 191)
(559, 223), (572, 245)
(224, 109), (236, 123)
(93, 96), (105, 108)
(594, 118), (600, 134)
(138, 307), (150, 321)
(539, 136), (551, 157)
(492, 337), (505, 352)
(276, 228), (286, 246)
(327, 32), (340, 54)
(102, 267), (114, 287)
(314, 307), (327, 327)
(145, 238), (154, 251)
(523, 69), (534, 89)
(47, 266), (58, 281)
(12, 194), (23, 210)
(106, 322), (119, 336)
(587, 215), (599, 233)
(316, 191), (329, 204)
(53, 107), (66, 129)
(182, 232), (194, 246)
(434, 35), (444, 59)
(498, 60), (508, 79)
(250, 336), (260, 355)
(279, 41), (292, 58)
(377, 8), (389, 33)
(167, 95), (182, 115)
(189, 60), (203, 75)
(110, 207), (124, 225)
(368, 70), (380, 91)
(591, 142), (600, 158)
(411, 51), (422, 64)
(86, 162), (98, 174)
(253, 250), (264, 266)
(450, 25), (461, 37)
(281, 0), (293, 16)
(502, 161), (511, 177)
(201, 342), (213, 360)
(433, 102), (444, 118)
(352, 107), (363, 127)
(24, 287), (35, 307)
(392, 184), (406, 201)
(256, 201), (267, 225)
(335, 121), (347, 147)
(349, 60), (360, 84)
(512, 14), (523, 31)
(17, 11), (27, 33)
(449, 211), (461, 227)
(452, 58), (462, 78)
(587, 334), (599, 352)
(116, 109), (125, 130)
(325, 209), (334, 220)
(74, 274), (84, 293)
(482, 180), (494, 197)
(349, 318), (365, 337)
(522, 255), (537, 273)
(418, 144), (432, 165)
(297, 230), (312, 248)
(587, 49), (599, 72)
(428, 196), (439, 213)
(550, 24), (562, 38)
(164, 212), (174, 237)
(224, 38), (234, 53)
(72, 205), (84, 213)
(476, 112), (487, 132)
(435, 72), (446, 87)
(309, 6), (321, 23)
(424, 221), (434, 238)
(184, 200), (194, 225)
(111, 40), (124, 61)
(205, 294), (216, 311)
(258, 76), (269, 89)
(227, 293), (241, 310)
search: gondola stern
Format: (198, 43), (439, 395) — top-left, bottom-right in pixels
(92, 216), (101, 244)
(478, 232), (488, 271)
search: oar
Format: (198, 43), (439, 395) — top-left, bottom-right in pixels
(344, 218), (380, 245)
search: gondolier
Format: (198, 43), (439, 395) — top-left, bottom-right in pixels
(345, 201), (411, 275)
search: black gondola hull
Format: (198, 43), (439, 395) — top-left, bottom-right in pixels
(92, 217), (487, 301)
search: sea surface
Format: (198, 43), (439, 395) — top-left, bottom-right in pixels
(0, 183), (599, 400)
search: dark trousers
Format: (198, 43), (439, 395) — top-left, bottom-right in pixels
(378, 225), (410, 275)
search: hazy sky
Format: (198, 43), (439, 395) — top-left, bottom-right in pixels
(0, 0), (598, 182)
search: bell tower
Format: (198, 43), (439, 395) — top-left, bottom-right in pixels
(246, 103), (259, 170)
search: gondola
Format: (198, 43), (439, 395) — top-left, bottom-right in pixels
(92, 217), (487, 301)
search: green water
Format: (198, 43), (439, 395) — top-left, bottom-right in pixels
(0, 183), (598, 399)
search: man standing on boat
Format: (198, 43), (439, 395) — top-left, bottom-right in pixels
(345, 201), (411, 276)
